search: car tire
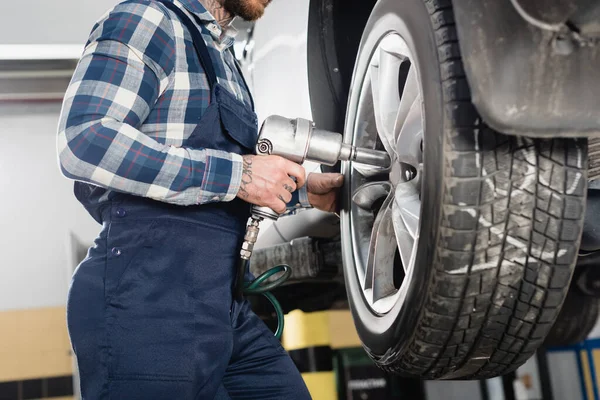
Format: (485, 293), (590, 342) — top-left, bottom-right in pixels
(340, 0), (588, 379)
(544, 288), (599, 347)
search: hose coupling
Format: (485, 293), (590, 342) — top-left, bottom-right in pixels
(240, 216), (262, 260)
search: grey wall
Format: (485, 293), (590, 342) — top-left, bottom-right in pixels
(0, 0), (120, 44)
(0, 0), (122, 311)
(0, 103), (100, 311)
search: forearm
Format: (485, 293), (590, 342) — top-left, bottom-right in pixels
(58, 119), (243, 205)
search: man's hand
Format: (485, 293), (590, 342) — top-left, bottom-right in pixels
(236, 155), (306, 214)
(307, 172), (344, 213)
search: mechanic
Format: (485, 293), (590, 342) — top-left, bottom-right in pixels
(56, 0), (343, 398)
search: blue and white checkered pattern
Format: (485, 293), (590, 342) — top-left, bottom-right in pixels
(57, 0), (309, 208)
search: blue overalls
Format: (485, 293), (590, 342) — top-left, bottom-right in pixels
(66, 2), (311, 399)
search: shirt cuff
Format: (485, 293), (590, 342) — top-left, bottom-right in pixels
(223, 153), (244, 202)
(298, 184), (312, 208)
(195, 150), (243, 203)
(287, 184), (312, 210)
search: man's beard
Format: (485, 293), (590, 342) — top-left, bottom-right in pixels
(222, 0), (270, 21)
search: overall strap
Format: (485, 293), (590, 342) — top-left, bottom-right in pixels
(156, 0), (218, 89)
(229, 47), (256, 110)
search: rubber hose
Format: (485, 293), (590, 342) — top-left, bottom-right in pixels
(237, 259), (292, 340)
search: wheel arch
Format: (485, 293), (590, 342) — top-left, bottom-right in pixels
(307, 0), (377, 134)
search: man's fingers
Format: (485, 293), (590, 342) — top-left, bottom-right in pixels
(283, 177), (297, 193)
(308, 173), (344, 194)
(315, 173), (343, 187)
(307, 191), (338, 213)
(279, 189), (293, 204)
(272, 199), (287, 214)
(327, 173), (344, 188)
(283, 161), (306, 188)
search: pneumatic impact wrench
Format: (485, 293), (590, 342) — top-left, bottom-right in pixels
(233, 116), (391, 335)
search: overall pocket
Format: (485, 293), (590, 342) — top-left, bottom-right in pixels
(105, 218), (195, 381)
(104, 218), (158, 300)
(216, 85), (258, 154)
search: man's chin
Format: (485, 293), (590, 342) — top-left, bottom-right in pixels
(224, 0), (270, 22)
(239, 10), (264, 22)
(243, 4), (268, 21)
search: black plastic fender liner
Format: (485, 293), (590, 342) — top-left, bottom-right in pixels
(511, 0), (589, 28)
(306, 0), (377, 135)
(452, 0), (600, 138)
(512, 0), (600, 35)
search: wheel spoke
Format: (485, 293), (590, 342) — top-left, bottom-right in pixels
(352, 181), (391, 210)
(394, 66), (419, 137)
(395, 95), (423, 165)
(391, 181), (421, 271)
(353, 164), (389, 178)
(370, 47), (403, 157)
(365, 193), (398, 302)
(395, 187), (420, 238)
(391, 207), (414, 274)
(352, 77), (388, 178)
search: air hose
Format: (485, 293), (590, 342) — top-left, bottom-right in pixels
(235, 216), (292, 340)
(240, 261), (292, 339)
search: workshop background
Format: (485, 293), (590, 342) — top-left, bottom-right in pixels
(1, 1), (599, 399)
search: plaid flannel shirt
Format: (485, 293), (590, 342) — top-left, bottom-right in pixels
(57, 0), (310, 208)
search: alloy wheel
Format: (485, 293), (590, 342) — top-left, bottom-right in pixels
(348, 32), (424, 315)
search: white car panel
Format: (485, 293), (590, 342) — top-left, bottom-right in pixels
(245, 0), (313, 124)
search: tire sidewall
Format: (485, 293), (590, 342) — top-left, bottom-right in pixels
(341, 0), (445, 358)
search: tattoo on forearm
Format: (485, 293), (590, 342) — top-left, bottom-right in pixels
(283, 184), (294, 193)
(199, 0), (234, 27)
(238, 157), (253, 199)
